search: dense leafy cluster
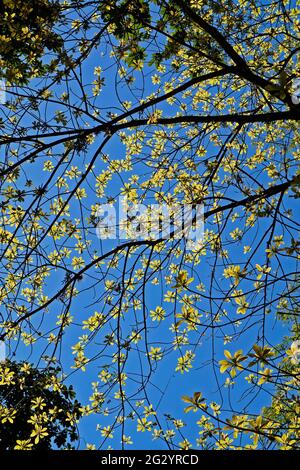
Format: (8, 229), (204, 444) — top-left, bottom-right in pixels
(0, 361), (82, 449)
(0, 0), (62, 83)
(0, 0), (299, 450)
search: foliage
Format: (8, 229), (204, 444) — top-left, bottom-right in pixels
(0, 0), (299, 450)
(0, 360), (82, 450)
(0, 0), (62, 83)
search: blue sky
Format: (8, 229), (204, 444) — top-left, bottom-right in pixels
(0, 1), (299, 450)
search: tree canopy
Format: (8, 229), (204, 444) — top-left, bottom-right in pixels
(0, 0), (299, 450)
(0, 0), (62, 84)
(0, 360), (81, 450)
